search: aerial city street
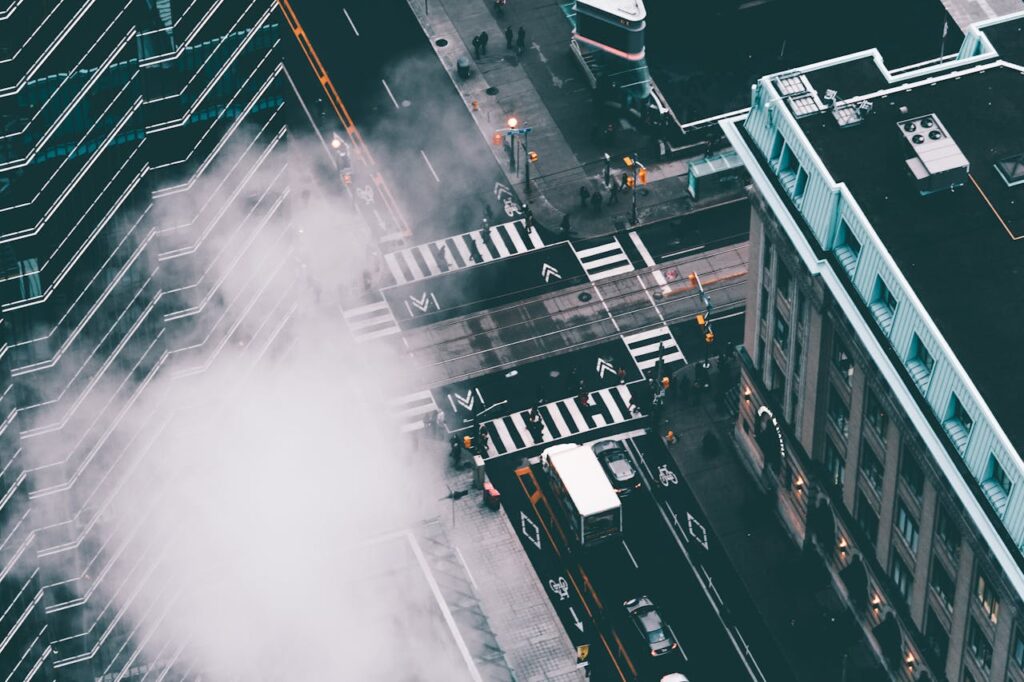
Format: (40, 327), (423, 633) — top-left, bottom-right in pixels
(4, 0), (1024, 680)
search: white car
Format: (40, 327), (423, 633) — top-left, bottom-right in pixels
(661, 674), (690, 682)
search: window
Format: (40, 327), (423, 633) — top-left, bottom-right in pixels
(760, 286), (770, 323)
(982, 455), (1013, 517)
(856, 492), (879, 546)
(870, 277), (898, 333)
(895, 499), (919, 552)
(777, 261), (792, 300)
(756, 335), (766, 370)
(824, 439), (846, 490)
(769, 132), (784, 165)
(943, 394), (973, 454)
(900, 449), (925, 500)
(935, 505), (961, 558)
(906, 334), (935, 391)
(1013, 627), (1024, 668)
(833, 220), (862, 276)
(794, 167), (808, 200)
(762, 235), (773, 271)
(930, 558), (955, 611)
(793, 340), (803, 377)
(860, 441), (884, 492)
(770, 357), (785, 403)
(796, 294), (807, 328)
(865, 389), (890, 442)
(832, 337), (854, 383)
(924, 607), (950, 667)
(828, 385), (850, 438)
(774, 307), (790, 349)
(975, 571), (999, 625)
(891, 553), (913, 604)
(967, 617), (993, 672)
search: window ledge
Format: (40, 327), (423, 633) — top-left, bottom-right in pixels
(942, 419), (970, 454)
(869, 301), (894, 335)
(981, 479), (1010, 518)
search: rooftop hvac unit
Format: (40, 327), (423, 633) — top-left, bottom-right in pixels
(898, 114), (969, 195)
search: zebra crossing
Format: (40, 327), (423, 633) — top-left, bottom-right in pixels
(341, 301), (400, 341)
(479, 384), (640, 457)
(622, 326), (686, 371)
(391, 390), (439, 433)
(383, 219), (545, 284)
(574, 237), (635, 281)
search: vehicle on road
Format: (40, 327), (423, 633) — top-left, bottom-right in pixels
(661, 674), (690, 682)
(592, 439), (641, 496)
(542, 443), (623, 547)
(624, 595), (679, 657)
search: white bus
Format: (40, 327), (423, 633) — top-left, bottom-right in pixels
(542, 443), (623, 547)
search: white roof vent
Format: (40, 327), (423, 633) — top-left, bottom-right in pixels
(898, 114), (969, 195)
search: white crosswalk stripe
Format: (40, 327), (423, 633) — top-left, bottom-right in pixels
(477, 384), (641, 458)
(391, 390), (439, 433)
(622, 326), (686, 371)
(383, 219), (545, 284)
(341, 301), (401, 341)
(574, 237), (634, 281)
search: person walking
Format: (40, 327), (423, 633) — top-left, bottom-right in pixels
(516, 27), (526, 56)
(472, 34), (481, 60)
(579, 185), (590, 208)
(479, 31), (489, 56)
(609, 182), (620, 204)
(559, 213), (572, 238)
(505, 25), (514, 50)
(590, 189), (603, 212)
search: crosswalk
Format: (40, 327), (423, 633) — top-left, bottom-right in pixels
(383, 220), (545, 284)
(479, 384), (640, 457)
(574, 237), (635, 281)
(391, 390), (439, 433)
(622, 326), (686, 371)
(342, 301), (400, 341)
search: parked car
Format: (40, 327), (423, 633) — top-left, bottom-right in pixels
(624, 595), (679, 657)
(661, 674), (690, 682)
(592, 439), (641, 496)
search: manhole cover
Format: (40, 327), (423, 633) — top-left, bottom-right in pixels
(435, 38), (448, 47)
(485, 86), (499, 96)
(578, 292), (593, 302)
(401, 100), (412, 108)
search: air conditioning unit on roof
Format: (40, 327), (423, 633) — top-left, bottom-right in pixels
(898, 114), (969, 195)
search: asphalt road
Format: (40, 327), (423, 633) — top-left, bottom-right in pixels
(288, 0), (517, 245)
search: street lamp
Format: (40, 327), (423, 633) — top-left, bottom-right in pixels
(505, 117), (533, 193)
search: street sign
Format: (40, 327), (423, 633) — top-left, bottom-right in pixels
(576, 644), (589, 662)
(520, 511), (541, 549)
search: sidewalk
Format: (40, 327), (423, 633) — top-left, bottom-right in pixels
(406, 0), (733, 239)
(428, 430), (585, 681)
(658, 359), (892, 682)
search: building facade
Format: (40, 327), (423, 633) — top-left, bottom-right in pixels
(0, 0), (303, 679)
(724, 11), (1024, 682)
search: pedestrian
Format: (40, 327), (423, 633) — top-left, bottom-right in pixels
(559, 213), (571, 237)
(468, 238), (482, 263)
(479, 30), (489, 56)
(449, 435), (461, 465)
(505, 25), (514, 50)
(621, 172), (630, 190)
(516, 27), (526, 56)
(484, 203), (494, 223)
(579, 185), (590, 208)
(616, 366), (626, 384)
(472, 34), (481, 60)
(590, 190), (603, 212)
(609, 182), (620, 204)
(436, 410), (446, 436)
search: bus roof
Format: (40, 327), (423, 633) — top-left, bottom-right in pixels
(546, 444), (621, 516)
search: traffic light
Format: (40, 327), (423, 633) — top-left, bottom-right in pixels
(696, 313), (705, 326)
(626, 175), (635, 188)
(661, 376), (670, 390)
(492, 131), (504, 146)
(342, 173), (352, 186)
(705, 329), (715, 343)
(528, 151), (539, 163)
(638, 168), (647, 185)
(463, 435), (473, 449)
(623, 155), (634, 168)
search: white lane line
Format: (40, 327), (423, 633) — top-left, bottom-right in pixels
(455, 546), (479, 592)
(629, 230), (657, 267)
(342, 8), (359, 36)
(420, 150), (440, 182)
(701, 565), (724, 605)
(381, 78), (400, 109)
(622, 540), (639, 568)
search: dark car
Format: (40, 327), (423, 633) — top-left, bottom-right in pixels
(624, 596), (679, 657)
(592, 440), (641, 496)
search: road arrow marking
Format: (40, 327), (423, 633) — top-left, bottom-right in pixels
(521, 512), (541, 549)
(405, 292), (439, 314)
(569, 607), (584, 632)
(687, 512), (709, 550)
(447, 388), (484, 413)
(541, 263), (561, 282)
(531, 41), (548, 63)
(494, 182), (512, 200)
(596, 358), (614, 378)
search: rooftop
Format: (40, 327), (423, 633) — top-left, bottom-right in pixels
(791, 59), (1024, 450)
